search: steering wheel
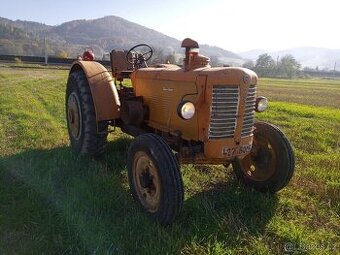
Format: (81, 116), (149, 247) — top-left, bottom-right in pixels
(126, 44), (153, 69)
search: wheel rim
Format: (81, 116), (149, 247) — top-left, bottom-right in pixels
(133, 151), (161, 213)
(67, 92), (82, 140)
(239, 134), (277, 181)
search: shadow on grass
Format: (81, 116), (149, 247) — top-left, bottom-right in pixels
(0, 138), (279, 254)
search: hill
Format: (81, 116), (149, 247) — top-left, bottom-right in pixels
(0, 16), (241, 64)
(0, 17), (68, 56)
(271, 47), (340, 71)
(0, 17), (51, 33)
(239, 47), (340, 71)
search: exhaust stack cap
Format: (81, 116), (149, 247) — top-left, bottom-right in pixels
(181, 38), (199, 49)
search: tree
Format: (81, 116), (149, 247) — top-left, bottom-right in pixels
(242, 60), (255, 70)
(277, 54), (301, 78)
(254, 53), (276, 77)
(56, 50), (69, 59)
(149, 48), (165, 65)
(165, 53), (177, 64)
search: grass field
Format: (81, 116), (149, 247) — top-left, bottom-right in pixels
(0, 66), (339, 254)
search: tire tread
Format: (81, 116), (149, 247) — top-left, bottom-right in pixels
(233, 121), (295, 192)
(127, 133), (184, 225)
(66, 70), (108, 157)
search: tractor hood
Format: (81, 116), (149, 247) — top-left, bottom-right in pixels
(130, 65), (258, 146)
(131, 66), (258, 86)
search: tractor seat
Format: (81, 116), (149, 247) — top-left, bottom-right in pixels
(110, 50), (133, 80)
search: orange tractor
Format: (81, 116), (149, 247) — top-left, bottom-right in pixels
(66, 38), (295, 225)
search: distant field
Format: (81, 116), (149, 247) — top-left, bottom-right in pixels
(258, 78), (340, 108)
(0, 66), (339, 254)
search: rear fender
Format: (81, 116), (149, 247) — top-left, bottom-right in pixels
(69, 61), (120, 121)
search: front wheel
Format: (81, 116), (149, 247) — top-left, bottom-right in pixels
(127, 134), (184, 225)
(232, 122), (295, 192)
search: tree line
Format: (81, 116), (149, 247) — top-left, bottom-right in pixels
(242, 53), (301, 78)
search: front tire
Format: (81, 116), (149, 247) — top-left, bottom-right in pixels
(66, 70), (108, 157)
(232, 122), (295, 192)
(127, 134), (184, 225)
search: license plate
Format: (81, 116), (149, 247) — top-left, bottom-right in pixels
(222, 144), (252, 157)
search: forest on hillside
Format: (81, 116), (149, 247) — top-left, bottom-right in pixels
(0, 16), (240, 63)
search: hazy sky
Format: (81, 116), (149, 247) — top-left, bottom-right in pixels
(0, 0), (338, 52)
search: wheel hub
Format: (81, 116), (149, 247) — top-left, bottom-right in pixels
(133, 152), (161, 213)
(252, 147), (271, 168)
(241, 135), (276, 181)
(140, 170), (154, 189)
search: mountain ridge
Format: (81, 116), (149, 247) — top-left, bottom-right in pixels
(1, 15), (338, 70)
(0, 15), (241, 64)
(239, 47), (340, 71)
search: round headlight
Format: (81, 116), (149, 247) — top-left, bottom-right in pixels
(178, 101), (195, 120)
(256, 96), (268, 112)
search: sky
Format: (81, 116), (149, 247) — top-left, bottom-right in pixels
(0, 0), (339, 52)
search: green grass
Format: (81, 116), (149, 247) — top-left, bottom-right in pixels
(258, 78), (340, 108)
(0, 66), (339, 254)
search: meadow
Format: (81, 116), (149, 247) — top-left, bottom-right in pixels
(0, 65), (339, 254)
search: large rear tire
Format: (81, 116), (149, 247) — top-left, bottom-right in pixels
(127, 133), (184, 225)
(66, 70), (108, 157)
(232, 122), (295, 192)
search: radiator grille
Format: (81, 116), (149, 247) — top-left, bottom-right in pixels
(241, 84), (256, 137)
(208, 84), (256, 139)
(208, 85), (239, 139)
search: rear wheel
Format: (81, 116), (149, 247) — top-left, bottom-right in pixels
(232, 122), (295, 192)
(127, 133), (184, 225)
(66, 70), (108, 157)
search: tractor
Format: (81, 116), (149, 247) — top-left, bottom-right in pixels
(66, 38), (295, 225)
